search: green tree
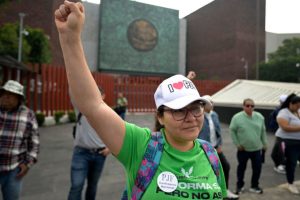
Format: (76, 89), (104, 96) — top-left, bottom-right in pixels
(0, 0), (22, 7)
(260, 59), (299, 82)
(0, 0), (9, 5)
(0, 23), (51, 64)
(0, 23), (31, 60)
(259, 37), (300, 82)
(26, 28), (51, 64)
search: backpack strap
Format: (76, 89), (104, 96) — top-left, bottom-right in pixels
(121, 131), (164, 200)
(77, 112), (82, 124)
(197, 139), (221, 186)
(72, 113), (83, 139)
(121, 135), (220, 200)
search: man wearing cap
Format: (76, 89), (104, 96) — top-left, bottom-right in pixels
(0, 80), (39, 200)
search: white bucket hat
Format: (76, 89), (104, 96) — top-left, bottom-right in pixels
(154, 74), (210, 109)
(1, 80), (24, 96)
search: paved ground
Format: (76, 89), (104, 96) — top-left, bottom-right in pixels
(7, 113), (300, 200)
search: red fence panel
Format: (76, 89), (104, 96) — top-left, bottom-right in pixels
(2, 65), (230, 115)
(194, 80), (231, 96)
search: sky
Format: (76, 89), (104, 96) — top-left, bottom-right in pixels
(82, 0), (300, 34)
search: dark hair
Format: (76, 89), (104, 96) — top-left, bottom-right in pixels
(154, 106), (165, 131)
(243, 98), (254, 105)
(291, 96), (300, 104)
(280, 93), (296, 109)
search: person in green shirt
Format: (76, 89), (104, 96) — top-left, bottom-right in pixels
(229, 98), (267, 195)
(54, 1), (227, 199)
(116, 92), (128, 120)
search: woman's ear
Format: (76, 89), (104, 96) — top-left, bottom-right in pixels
(157, 115), (164, 126)
(155, 111), (164, 125)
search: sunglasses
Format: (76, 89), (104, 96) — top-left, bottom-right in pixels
(245, 104), (255, 108)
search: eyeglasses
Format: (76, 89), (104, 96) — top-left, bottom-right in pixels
(245, 104), (255, 108)
(163, 103), (204, 121)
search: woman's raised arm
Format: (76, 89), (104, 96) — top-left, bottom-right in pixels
(54, 1), (125, 155)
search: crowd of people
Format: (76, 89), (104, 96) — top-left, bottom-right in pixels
(1, 1), (300, 200)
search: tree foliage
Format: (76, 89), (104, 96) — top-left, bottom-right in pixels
(260, 59), (299, 83)
(26, 28), (51, 63)
(259, 37), (300, 82)
(0, 23), (51, 64)
(268, 38), (300, 61)
(0, 23), (31, 60)
(0, 0), (9, 5)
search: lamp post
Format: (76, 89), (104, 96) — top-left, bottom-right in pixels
(296, 63), (300, 82)
(241, 57), (248, 80)
(17, 12), (26, 81)
(296, 48), (300, 82)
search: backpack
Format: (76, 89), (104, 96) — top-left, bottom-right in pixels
(268, 107), (280, 133)
(121, 131), (221, 200)
(72, 113), (82, 139)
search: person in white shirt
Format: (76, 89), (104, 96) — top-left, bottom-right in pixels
(275, 94), (300, 194)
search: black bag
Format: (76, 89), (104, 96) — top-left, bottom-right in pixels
(72, 113), (82, 139)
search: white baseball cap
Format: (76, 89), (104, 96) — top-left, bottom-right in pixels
(1, 80), (24, 96)
(154, 74), (210, 109)
(279, 94), (287, 103)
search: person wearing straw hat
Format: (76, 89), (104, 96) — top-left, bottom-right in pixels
(0, 80), (39, 200)
(54, 2), (227, 199)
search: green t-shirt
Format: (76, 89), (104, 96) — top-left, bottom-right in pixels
(229, 111), (267, 151)
(117, 122), (227, 200)
(117, 97), (128, 107)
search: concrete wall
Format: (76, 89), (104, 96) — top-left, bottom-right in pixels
(82, 2), (100, 71)
(266, 32), (300, 61)
(178, 19), (187, 75)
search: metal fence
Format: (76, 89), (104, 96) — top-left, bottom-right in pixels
(2, 64), (230, 116)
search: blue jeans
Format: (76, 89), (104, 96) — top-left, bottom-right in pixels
(119, 112), (126, 120)
(0, 167), (22, 200)
(236, 150), (262, 189)
(68, 146), (107, 200)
